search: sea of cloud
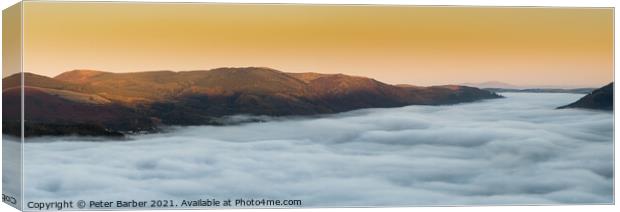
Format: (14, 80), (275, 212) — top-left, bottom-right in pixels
(9, 92), (613, 207)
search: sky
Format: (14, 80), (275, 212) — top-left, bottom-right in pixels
(15, 2), (614, 87)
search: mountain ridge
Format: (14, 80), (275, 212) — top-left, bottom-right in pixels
(3, 67), (502, 137)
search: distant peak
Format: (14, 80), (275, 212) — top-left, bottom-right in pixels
(55, 69), (110, 82)
(68, 69), (106, 73)
(57, 69), (109, 76)
(210, 67), (283, 73)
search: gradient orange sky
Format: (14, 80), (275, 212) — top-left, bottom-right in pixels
(19, 2), (613, 87)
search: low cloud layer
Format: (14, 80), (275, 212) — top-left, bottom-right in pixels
(12, 93), (613, 206)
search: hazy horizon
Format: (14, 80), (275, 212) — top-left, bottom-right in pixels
(6, 2), (613, 87)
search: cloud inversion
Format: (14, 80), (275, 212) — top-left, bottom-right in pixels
(13, 93), (613, 207)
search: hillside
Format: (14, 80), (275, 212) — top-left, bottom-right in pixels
(558, 83), (613, 111)
(3, 67), (502, 136)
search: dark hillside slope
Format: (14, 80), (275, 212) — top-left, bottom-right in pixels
(558, 83), (613, 111)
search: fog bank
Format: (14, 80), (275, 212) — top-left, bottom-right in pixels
(17, 93), (613, 206)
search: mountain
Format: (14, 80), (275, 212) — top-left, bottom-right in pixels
(3, 67), (502, 137)
(558, 83), (613, 111)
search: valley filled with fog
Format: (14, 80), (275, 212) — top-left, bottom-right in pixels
(9, 93), (613, 206)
